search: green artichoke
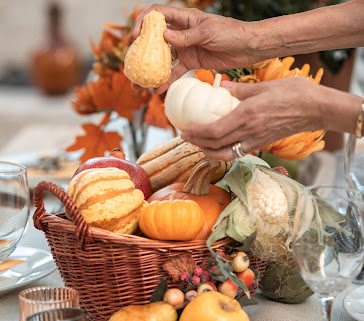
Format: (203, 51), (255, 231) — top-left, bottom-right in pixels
(260, 261), (314, 304)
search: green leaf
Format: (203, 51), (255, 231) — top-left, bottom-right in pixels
(237, 295), (259, 307)
(149, 278), (168, 303)
(228, 232), (257, 252)
(210, 266), (227, 283)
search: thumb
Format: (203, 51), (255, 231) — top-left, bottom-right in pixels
(221, 80), (252, 100)
(164, 28), (204, 47)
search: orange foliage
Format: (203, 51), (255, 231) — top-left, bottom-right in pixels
(66, 115), (123, 163)
(260, 131), (326, 161)
(194, 69), (230, 85)
(145, 94), (171, 129)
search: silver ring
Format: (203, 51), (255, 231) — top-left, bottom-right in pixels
(232, 142), (246, 159)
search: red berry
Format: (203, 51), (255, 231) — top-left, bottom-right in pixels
(272, 166), (290, 177)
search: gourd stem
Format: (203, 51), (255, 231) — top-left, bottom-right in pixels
(183, 157), (221, 195)
(213, 73), (222, 88)
(169, 191), (176, 201)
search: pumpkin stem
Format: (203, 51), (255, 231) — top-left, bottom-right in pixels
(169, 191), (176, 202)
(183, 157), (221, 195)
(213, 73), (222, 88)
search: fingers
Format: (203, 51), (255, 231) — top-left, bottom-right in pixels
(200, 146), (237, 162)
(164, 27), (205, 47)
(153, 62), (189, 94)
(133, 4), (200, 39)
(221, 81), (256, 100)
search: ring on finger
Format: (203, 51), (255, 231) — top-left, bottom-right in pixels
(232, 141), (247, 159)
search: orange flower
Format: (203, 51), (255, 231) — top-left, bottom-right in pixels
(260, 131), (325, 161)
(194, 69), (230, 85)
(254, 57), (323, 84)
(239, 75), (259, 83)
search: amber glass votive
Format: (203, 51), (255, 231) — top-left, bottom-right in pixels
(19, 287), (79, 321)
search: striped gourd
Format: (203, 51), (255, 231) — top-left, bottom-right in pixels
(66, 167), (146, 234)
(136, 137), (231, 193)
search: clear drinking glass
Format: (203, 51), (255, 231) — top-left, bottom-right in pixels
(19, 287), (80, 321)
(292, 186), (364, 321)
(345, 134), (364, 283)
(26, 308), (87, 321)
(0, 161), (30, 264)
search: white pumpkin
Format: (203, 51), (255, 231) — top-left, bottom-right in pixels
(164, 76), (240, 131)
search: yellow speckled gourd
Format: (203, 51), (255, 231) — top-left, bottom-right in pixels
(124, 11), (172, 88)
(66, 167), (147, 234)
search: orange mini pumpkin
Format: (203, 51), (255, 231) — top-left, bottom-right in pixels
(139, 197), (205, 241)
(147, 158), (231, 240)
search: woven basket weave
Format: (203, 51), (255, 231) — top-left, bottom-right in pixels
(33, 181), (267, 321)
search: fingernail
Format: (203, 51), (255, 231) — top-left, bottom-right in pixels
(165, 29), (177, 38)
(221, 80), (234, 88)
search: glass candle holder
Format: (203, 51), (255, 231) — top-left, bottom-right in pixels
(19, 287), (79, 321)
(26, 308), (87, 321)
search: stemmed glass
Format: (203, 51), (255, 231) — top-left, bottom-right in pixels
(0, 161), (30, 265)
(345, 134), (364, 283)
(292, 186), (364, 321)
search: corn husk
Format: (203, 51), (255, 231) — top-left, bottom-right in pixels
(207, 155), (344, 298)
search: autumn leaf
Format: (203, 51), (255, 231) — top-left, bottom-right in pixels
(66, 122), (123, 163)
(72, 71), (150, 120)
(90, 29), (121, 58)
(114, 71), (150, 119)
(163, 254), (196, 282)
(144, 94), (172, 129)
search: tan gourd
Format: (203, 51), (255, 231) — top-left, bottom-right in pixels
(66, 167), (147, 234)
(136, 137), (231, 193)
(124, 11), (172, 88)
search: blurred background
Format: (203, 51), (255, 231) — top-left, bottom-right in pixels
(0, 0), (363, 189)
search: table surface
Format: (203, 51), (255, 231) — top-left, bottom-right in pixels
(0, 88), (362, 321)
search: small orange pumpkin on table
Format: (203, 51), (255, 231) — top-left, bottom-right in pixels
(139, 193), (205, 241)
(145, 157), (231, 240)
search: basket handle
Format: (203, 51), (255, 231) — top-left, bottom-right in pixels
(33, 181), (93, 245)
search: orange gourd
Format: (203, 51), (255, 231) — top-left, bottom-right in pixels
(147, 158), (231, 240)
(66, 167), (146, 234)
(139, 196), (205, 241)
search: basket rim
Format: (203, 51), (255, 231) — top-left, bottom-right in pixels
(40, 211), (233, 250)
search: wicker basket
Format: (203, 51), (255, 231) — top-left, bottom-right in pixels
(33, 181), (267, 321)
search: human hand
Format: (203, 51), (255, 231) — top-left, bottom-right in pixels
(131, 4), (254, 94)
(181, 77), (324, 161)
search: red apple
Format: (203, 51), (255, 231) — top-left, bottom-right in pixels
(236, 268), (255, 288)
(72, 150), (151, 199)
(197, 282), (217, 295)
(218, 279), (238, 298)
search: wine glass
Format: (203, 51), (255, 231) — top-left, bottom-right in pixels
(0, 161), (30, 265)
(292, 186), (364, 321)
(345, 134), (364, 283)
